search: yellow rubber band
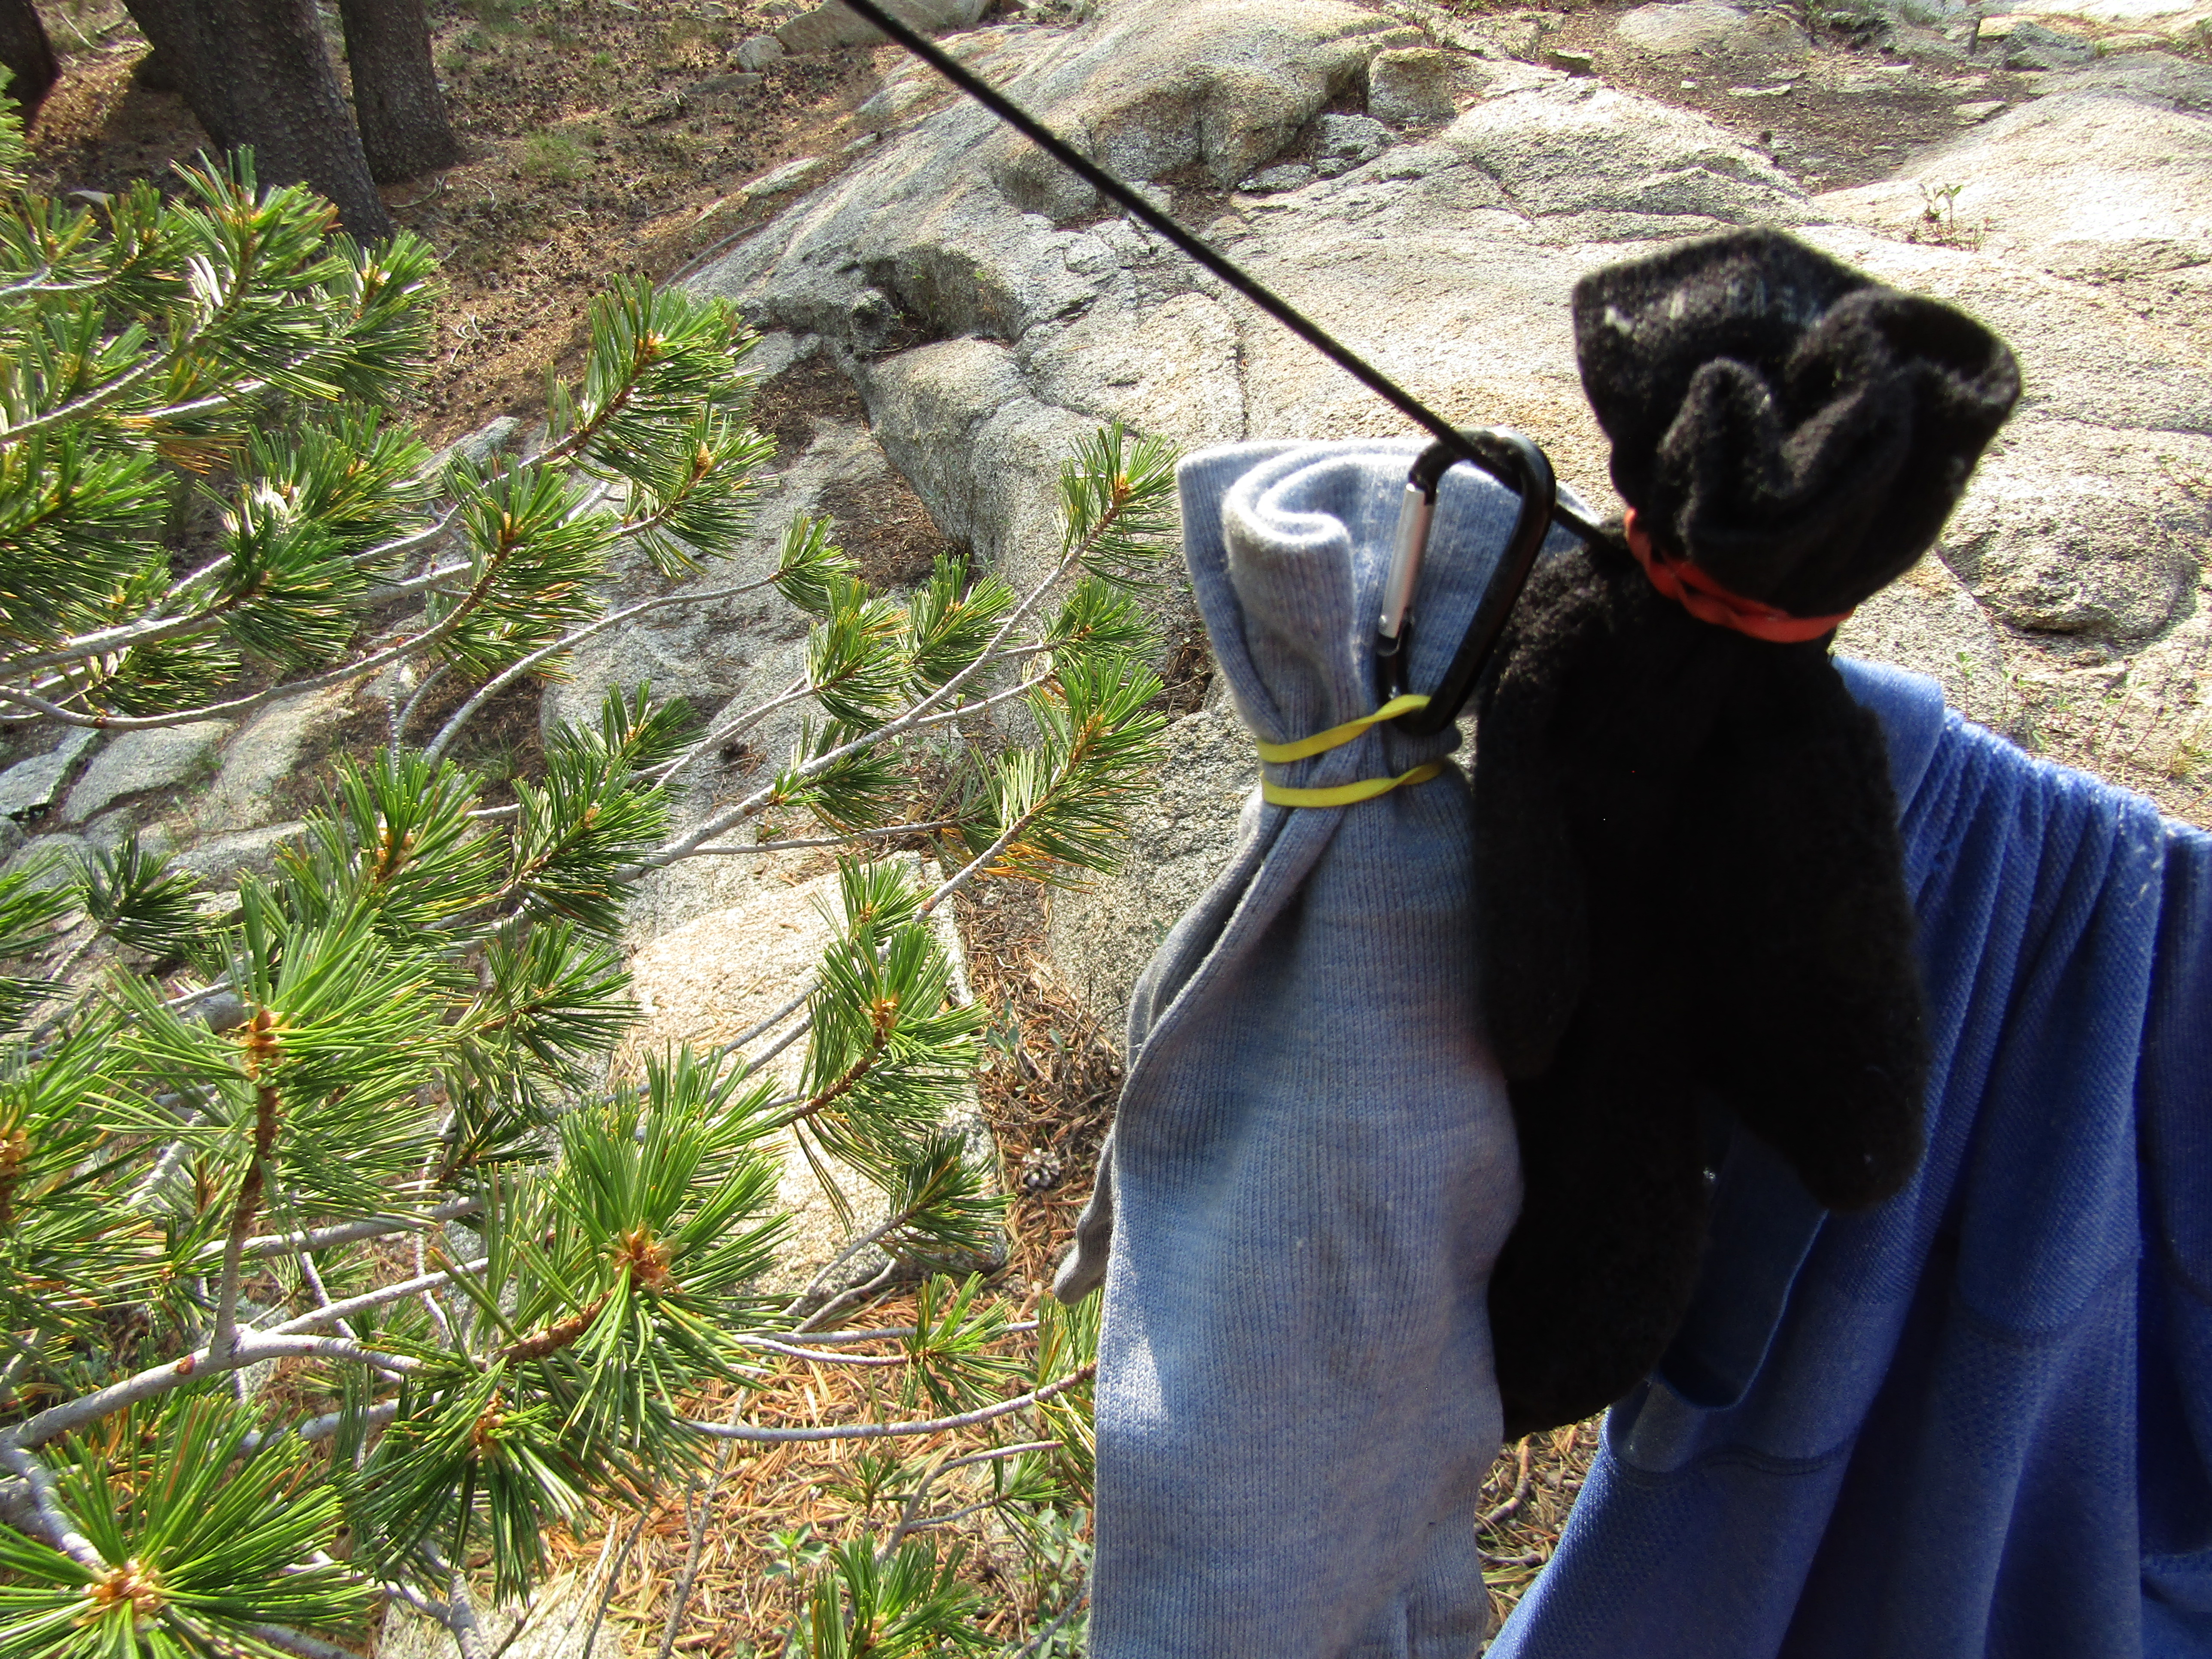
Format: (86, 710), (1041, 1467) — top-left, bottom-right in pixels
(1252, 693), (1432, 763)
(1262, 760), (1444, 808)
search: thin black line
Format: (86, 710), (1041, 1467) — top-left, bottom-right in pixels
(825, 0), (1598, 539)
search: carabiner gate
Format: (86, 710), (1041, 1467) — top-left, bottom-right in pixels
(1374, 427), (1563, 737)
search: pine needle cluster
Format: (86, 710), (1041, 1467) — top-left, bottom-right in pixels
(0, 92), (1178, 1659)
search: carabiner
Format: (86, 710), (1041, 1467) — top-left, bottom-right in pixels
(1373, 427), (1562, 737)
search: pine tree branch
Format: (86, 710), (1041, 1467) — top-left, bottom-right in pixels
(792, 1256), (899, 1335)
(716, 979), (816, 1058)
(1012, 1588), (1088, 1658)
(5, 1334), (422, 1452)
(264, 1257), (489, 1337)
(0, 509), (459, 683)
(0, 483), (599, 730)
(0, 192), (335, 454)
(635, 497), (1147, 868)
(417, 1544), (493, 1659)
(632, 676), (1036, 872)
(1, 582), (260, 679)
(210, 1078), (282, 1360)
(0, 1443), (106, 1570)
(770, 1022), (889, 1133)
(743, 1012), (813, 1074)
(446, 1569), (493, 1659)
(414, 1229), (457, 1347)
(232, 1196), (482, 1261)
(736, 1337), (908, 1367)
(491, 1289), (613, 1365)
(645, 677), (812, 787)
(246, 1625), (371, 1659)
(242, 1398), (402, 1452)
(1, 605), (440, 729)
(773, 1192), (939, 1322)
(681, 819), (961, 857)
(367, 1576), (452, 1622)
(0, 346), (175, 450)
(419, 578), (772, 768)
(0, 275), (578, 676)
(393, 663), (454, 749)
(680, 1363), (1095, 1444)
(881, 1440), (1057, 1558)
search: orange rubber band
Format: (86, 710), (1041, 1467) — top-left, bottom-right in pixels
(1623, 510), (1853, 644)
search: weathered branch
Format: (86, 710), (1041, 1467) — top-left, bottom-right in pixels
(683, 819), (960, 858)
(210, 1074), (283, 1359)
(882, 1439), (1060, 1559)
(246, 1624), (374, 1659)
(681, 1363), (1094, 1445)
(266, 1257), (489, 1337)
(231, 1196), (483, 1262)
(6, 1334), (421, 1452)
(0, 1444), (106, 1570)
(421, 577), (774, 768)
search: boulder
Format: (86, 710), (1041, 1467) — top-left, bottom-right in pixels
(1992, 18), (2100, 67)
(0, 832), (89, 891)
(1820, 55), (2212, 277)
(2002, 0), (2212, 23)
(170, 820), (307, 886)
(61, 722), (231, 826)
(80, 812), (178, 859)
(1835, 557), (2015, 729)
(1047, 708), (1258, 1033)
(1615, 1), (1759, 53)
(0, 729), (97, 823)
(856, 77), (943, 131)
(198, 684), (353, 836)
(1369, 46), (1460, 123)
(373, 1578), (623, 1659)
(737, 31), (788, 70)
(773, 0), (988, 54)
(746, 153), (836, 201)
(433, 413), (520, 475)
(1313, 111), (1393, 175)
(1932, 425), (2206, 640)
(1245, 161), (1318, 192)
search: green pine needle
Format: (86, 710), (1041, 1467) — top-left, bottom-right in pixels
(1057, 422), (1179, 588)
(73, 833), (201, 961)
(772, 515), (856, 618)
(0, 1397), (369, 1659)
(970, 651), (1168, 886)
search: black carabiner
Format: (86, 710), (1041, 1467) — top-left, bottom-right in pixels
(1373, 428), (1561, 737)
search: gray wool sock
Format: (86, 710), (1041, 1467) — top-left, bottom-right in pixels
(1058, 441), (1565, 1659)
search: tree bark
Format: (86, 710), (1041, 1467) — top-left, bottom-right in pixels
(0, 0), (59, 119)
(337, 0), (459, 183)
(120, 0), (394, 241)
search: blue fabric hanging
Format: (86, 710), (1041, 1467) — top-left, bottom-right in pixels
(1057, 440), (1581, 1658)
(1489, 656), (2212, 1659)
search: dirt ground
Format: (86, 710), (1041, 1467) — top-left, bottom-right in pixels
(10, 0), (2200, 1647)
(24, 0), (903, 446)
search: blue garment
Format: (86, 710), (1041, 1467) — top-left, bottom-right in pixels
(1059, 442), (1544, 1659)
(1489, 658), (2212, 1659)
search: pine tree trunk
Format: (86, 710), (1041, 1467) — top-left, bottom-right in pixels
(337, 0), (459, 183)
(120, 0), (394, 241)
(0, 0), (60, 118)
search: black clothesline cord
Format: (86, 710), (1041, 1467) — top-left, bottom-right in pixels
(820, 0), (1604, 544)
